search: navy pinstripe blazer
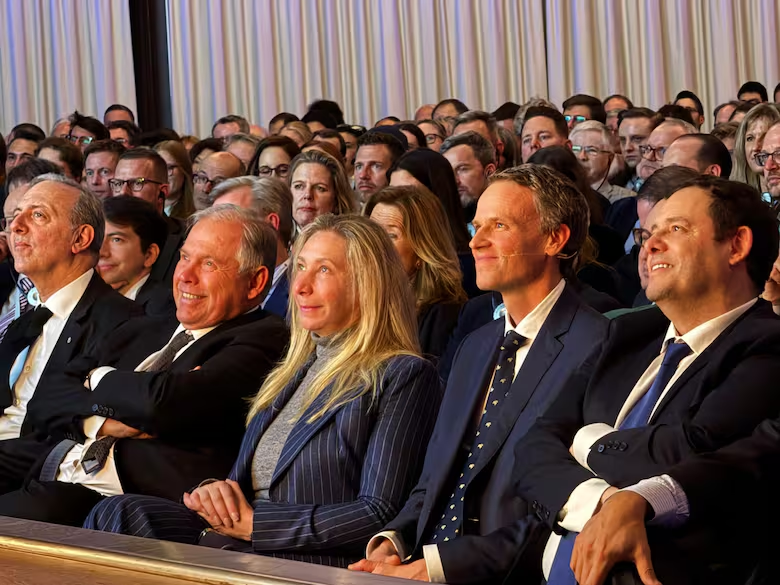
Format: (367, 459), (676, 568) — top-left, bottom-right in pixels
(227, 353), (443, 566)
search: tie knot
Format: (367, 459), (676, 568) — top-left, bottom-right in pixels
(502, 330), (524, 349)
(662, 341), (691, 367)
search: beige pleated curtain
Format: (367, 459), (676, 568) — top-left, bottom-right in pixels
(0, 0), (137, 135)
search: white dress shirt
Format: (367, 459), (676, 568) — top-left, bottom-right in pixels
(122, 273), (150, 301)
(0, 270), (94, 441)
(56, 323), (217, 497)
(367, 279), (567, 582)
(542, 297), (757, 577)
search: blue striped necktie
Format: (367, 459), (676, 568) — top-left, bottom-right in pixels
(0, 276), (35, 344)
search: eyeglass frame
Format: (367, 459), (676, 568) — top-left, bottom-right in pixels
(564, 115), (587, 125)
(67, 134), (95, 146)
(638, 144), (668, 160)
(108, 177), (163, 193)
(753, 150), (780, 167)
(425, 133), (445, 145)
(257, 164), (291, 178)
(571, 145), (613, 157)
(192, 173), (225, 189)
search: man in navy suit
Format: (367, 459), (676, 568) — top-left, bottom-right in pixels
(514, 176), (780, 585)
(349, 165), (609, 584)
(211, 176), (292, 318)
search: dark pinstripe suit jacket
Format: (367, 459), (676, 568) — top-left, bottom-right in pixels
(228, 353), (443, 566)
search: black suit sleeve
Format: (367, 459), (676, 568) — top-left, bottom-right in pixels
(89, 321), (288, 442)
(587, 353), (780, 487)
(511, 345), (603, 530)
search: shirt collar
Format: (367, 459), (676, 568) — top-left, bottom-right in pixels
(123, 274), (150, 301)
(662, 297), (757, 355)
(503, 279), (566, 341)
(40, 269), (94, 320)
(272, 259), (290, 287)
(170, 322), (218, 342)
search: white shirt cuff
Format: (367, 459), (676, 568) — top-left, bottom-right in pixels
(571, 423), (616, 471)
(422, 544), (446, 582)
(622, 474), (689, 528)
(89, 366), (117, 390)
(82, 416), (107, 440)
(366, 530), (408, 561)
(559, 478), (612, 532)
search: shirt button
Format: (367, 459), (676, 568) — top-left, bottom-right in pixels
(14, 399), (20, 407)
(23, 366), (30, 373)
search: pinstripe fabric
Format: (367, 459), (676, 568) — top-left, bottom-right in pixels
(84, 354), (442, 567)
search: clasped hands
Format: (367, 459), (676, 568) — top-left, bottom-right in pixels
(348, 539), (429, 581)
(183, 478), (253, 541)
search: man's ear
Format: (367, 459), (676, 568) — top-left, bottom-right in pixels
(247, 265), (270, 301)
(728, 226), (752, 268)
(144, 243), (161, 269)
(71, 225), (95, 255)
(484, 163), (497, 177)
(265, 212), (281, 232)
(545, 223), (572, 258)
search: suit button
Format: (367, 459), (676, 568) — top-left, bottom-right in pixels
(597, 444), (605, 453)
(545, 510), (550, 518)
(107, 408), (115, 417)
(92, 404), (99, 413)
(619, 442), (627, 451)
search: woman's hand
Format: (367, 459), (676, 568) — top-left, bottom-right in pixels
(184, 478), (253, 541)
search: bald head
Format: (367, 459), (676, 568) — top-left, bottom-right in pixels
(662, 134), (732, 177)
(637, 120), (696, 181)
(193, 152), (245, 211)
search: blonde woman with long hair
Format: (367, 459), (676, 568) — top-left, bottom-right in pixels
(366, 185), (467, 359)
(731, 103), (780, 192)
(83, 214), (442, 567)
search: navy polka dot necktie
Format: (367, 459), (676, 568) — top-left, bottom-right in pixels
(431, 330), (525, 544)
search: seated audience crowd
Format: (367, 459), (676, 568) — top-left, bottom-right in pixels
(1, 82), (780, 585)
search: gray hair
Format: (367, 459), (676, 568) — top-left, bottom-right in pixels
(28, 173), (104, 256)
(226, 132), (262, 149)
(210, 176), (294, 247)
(570, 120), (614, 149)
(187, 204), (278, 300)
(658, 118), (698, 135)
(440, 131), (496, 167)
(453, 110), (500, 144)
(513, 97), (558, 136)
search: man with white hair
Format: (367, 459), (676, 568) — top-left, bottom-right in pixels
(570, 121), (634, 203)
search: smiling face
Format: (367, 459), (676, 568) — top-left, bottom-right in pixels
(292, 230), (359, 336)
(97, 221), (157, 294)
(643, 186), (733, 309)
(174, 218), (261, 330)
(470, 180), (551, 294)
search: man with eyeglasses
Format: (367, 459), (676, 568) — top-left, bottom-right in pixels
(673, 91), (705, 130)
(636, 119), (696, 182)
(192, 151), (245, 211)
(66, 111), (110, 153)
(570, 121), (634, 203)
(562, 94), (607, 131)
(110, 148), (185, 290)
(661, 134), (732, 177)
(83, 140), (126, 200)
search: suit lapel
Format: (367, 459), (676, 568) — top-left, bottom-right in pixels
(231, 353), (316, 495)
(470, 285), (577, 476)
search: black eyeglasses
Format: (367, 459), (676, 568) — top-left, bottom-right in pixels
(425, 133), (444, 144)
(193, 173), (224, 189)
(638, 145), (668, 160)
(571, 145), (612, 157)
(754, 150), (780, 167)
(108, 178), (163, 193)
(257, 164), (290, 178)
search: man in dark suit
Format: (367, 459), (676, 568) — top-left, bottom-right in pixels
(211, 175), (293, 318)
(0, 174), (141, 494)
(109, 148), (185, 288)
(513, 176), (780, 585)
(349, 165), (609, 584)
(0, 204), (289, 526)
(97, 195), (175, 317)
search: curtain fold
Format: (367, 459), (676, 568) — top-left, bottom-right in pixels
(0, 0), (136, 135)
(165, 0), (548, 136)
(544, 0), (780, 129)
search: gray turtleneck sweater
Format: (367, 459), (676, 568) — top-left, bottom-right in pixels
(251, 334), (337, 501)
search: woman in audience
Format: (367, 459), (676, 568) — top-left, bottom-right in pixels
(83, 215), (442, 567)
(731, 103), (780, 192)
(366, 186), (466, 360)
(288, 150), (357, 232)
(189, 137), (223, 173)
(154, 140), (196, 219)
(247, 135), (301, 179)
(388, 148), (479, 297)
(280, 120), (313, 148)
(397, 122), (427, 150)
(416, 118), (448, 152)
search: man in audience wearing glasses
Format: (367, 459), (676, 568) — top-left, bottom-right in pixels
(110, 148), (186, 289)
(191, 151), (244, 211)
(636, 118), (697, 182)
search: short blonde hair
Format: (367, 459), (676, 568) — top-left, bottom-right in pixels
(365, 186), (466, 312)
(247, 214), (420, 423)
